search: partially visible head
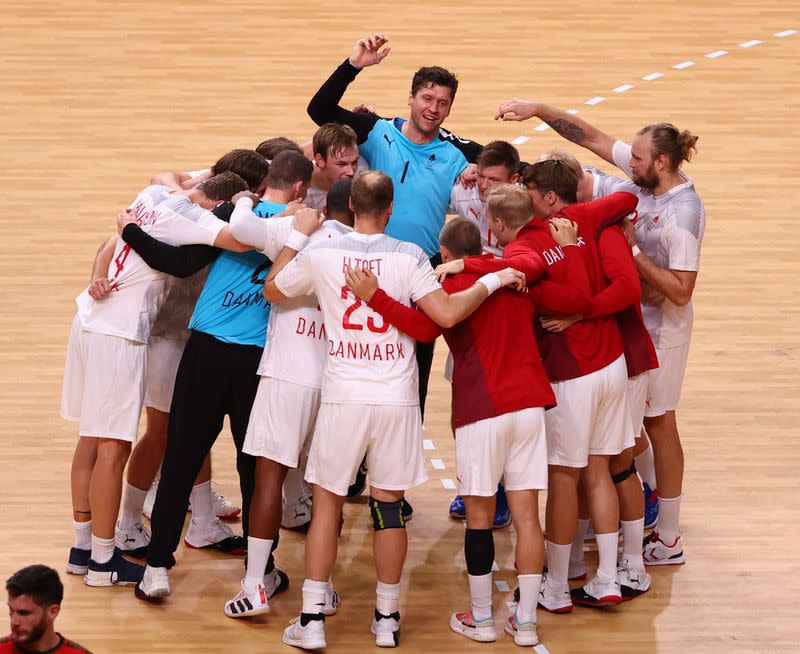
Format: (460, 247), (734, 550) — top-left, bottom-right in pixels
(325, 178), (355, 227)
(255, 137), (303, 162)
(439, 217), (482, 263)
(485, 183), (533, 247)
(350, 171), (394, 225)
(537, 149), (592, 202)
(7, 565), (63, 648)
(630, 123), (699, 189)
(194, 171), (249, 208)
(211, 149), (270, 196)
(313, 123), (360, 186)
(265, 150), (314, 202)
(476, 141), (520, 202)
(520, 159), (579, 218)
(408, 66), (459, 137)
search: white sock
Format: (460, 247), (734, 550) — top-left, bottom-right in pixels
(467, 572), (493, 621)
(634, 442), (657, 488)
(376, 580), (401, 616)
(620, 518), (645, 569)
(594, 532), (619, 582)
(301, 579), (328, 615)
(244, 537), (272, 592)
(91, 535), (116, 564)
(327, 574), (334, 593)
(73, 520), (92, 550)
(119, 483), (148, 529)
(570, 518), (589, 562)
(516, 574), (541, 623)
(189, 481), (214, 529)
(656, 495), (682, 543)
(545, 541), (571, 587)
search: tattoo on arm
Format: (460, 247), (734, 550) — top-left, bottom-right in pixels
(549, 119), (586, 143)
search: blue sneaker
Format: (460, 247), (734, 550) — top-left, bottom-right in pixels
(643, 483), (659, 529)
(66, 547), (90, 575)
(449, 495), (466, 520)
(84, 548), (145, 587)
(493, 485), (511, 529)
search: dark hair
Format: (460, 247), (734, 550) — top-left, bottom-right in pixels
(637, 123), (699, 169)
(211, 149), (269, 193)
(197, 171), (249, 201)
(350, 170), (394, 217)
(325, 178), (355, 224)
(477, 141), (520, 176)
(255, 137), (303, 161)
(313, 123), (358, 160)
(520, 159), (579, 204)
(6, 565), (63, 608)
(411, 66), (459, 101)
(440, 218), (481, 258)
(265, 150), (313, 190)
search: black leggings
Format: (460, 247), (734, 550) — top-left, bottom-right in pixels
(148, 330), (261, 570)
(415, 252), (442, 419)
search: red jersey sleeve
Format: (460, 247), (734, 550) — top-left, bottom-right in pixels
(529, 245), (592, 314)
(584, 226), (641, 319)
(366, 289), (442, 342)
(565, 191), (639, 234)
(460, 245), (546, 284)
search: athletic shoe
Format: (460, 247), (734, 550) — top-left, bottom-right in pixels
(493, 485), (511, 529)
(570, 575), (623, 608)
(115, 521), (150, 560)
(283, 495), (312, 531)
(211, 489), (242, 520)
(84, 548), (145, 587)
(347, 457), (368, 498)
(224, 580), (270, 618)
(449, 609), (496, 642)
(371, 609), (401, 647)
(504, 613), (539, 647)
(66, 547), (90, 576)
(643, 483), (658, 529)
(643, 531), (685, 566)
(324, 587), (340, 616)
(568, 555), (587, 581)
(401, 499), (413, 522)
(449, 495), (466, 519)
(618, 560), (651, 601)
(263, 568), (289, 599)
(134, 565), (171, 599)
(282, 614), (326, 650)
(537, 573), (573, 613)
(184, 517), (246, 554)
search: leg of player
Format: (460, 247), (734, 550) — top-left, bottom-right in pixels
(67, 437), (97, 576)
(633, 430), (659, 528)
(449, 496), (497, 643)
(568, 478), (590, 582)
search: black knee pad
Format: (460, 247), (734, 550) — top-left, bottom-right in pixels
(611, 462), (637, 485)
(464, 528), (495, 576)
(369, 497), (406, 531)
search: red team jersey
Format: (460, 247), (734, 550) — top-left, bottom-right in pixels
(0, 635), (91, 654)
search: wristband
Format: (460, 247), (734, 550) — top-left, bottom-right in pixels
(631, 245), (641, 257)
(285, 230), (310, 251)
(477, 272), (502, 295)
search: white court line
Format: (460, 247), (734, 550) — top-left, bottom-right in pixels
(510, 135), (530, 145)
(491, 561), (500, 572)
(584, 96), (605, 105)
(430, 458), (446, 470)
(706, 50), (728, 58)
(422, 439), (435, 450)
(534, 644), (552, 654)
(739, 39), (762, 48)
(673, 60), (695, 69)
(566, 108), (579, 115)
(440, 478), (456, 490)
(613, 83), (634, 93)
(534, 123), (550, 132)
(642, 72), (663, 81)
(495, 580), (510, 592)
(775, 29), (797, 38)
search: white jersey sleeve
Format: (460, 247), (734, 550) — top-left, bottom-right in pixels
(273, 247), (316, 298)
(611, 140), (634, 178)
(663, 196), (704, 272)
(148, 197), (225, 247)
(408, 251), (442, 302)
(229, 198), (295, 258)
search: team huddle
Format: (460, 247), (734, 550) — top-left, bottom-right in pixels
(58, 33), (705, 651)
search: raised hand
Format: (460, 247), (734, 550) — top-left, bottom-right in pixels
(495, 98), (541, 122)
(345, 266), (379, 301)
(548, 217), (579, 246)
(293, 207), (324, 236)
(349, 33), (391, 69)
(457, 163), (479, 189)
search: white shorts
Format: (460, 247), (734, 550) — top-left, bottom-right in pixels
(627, 373), (648, 435)
(144, 335), (187, 413)
(545, 355), (635, 468)
(242, 376), (321, 468)
(455, 407), (548, 496)
(644, 343), (690, 417)
(60, 315), (146, 442)
(306, 403), (427, 496)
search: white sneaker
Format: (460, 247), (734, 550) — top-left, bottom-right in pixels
(263, 568), (289, 599)
(504, 613), (538, 647)
(537, 573), (572, 614)
(449, 609), (496, 642)
(568, 554), (586, 580)
(324, 587), (340, 616)
(134, 565), (171, 599)
(618, 560), (651, 601)
(184, 517), (246, 554)
(570, 574), (622, 607)
(371, 611), (401, 647)
(282, 495), (312, 530)
(282, 615), (326, 650)
(643, 531), (685, 566)
(142, 477), (159, 521)
(211, 489), (241, 520)
(115, 521), (151, 559)
(224, 580), (270, 618)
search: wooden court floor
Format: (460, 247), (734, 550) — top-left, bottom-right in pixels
(1, 1), (799, 652)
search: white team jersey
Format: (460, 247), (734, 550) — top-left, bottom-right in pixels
(304, 156), (368, 213)
(274, 231), (441, 405)
(448, 184), (503, 256)
(76, 185), (226, 343)
(594, 142), (706, 348)
(257, 218), (353, 387)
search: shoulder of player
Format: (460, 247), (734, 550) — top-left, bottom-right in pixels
(59, 636), (93, 653)
(663, 191), (705, 234)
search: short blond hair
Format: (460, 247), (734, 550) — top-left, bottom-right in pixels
(485, 183), (533, 229)
(537, 149), (583, 178)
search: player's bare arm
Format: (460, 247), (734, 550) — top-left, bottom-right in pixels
(263, 208), (325, 303)
(87, 235), (116, 300)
